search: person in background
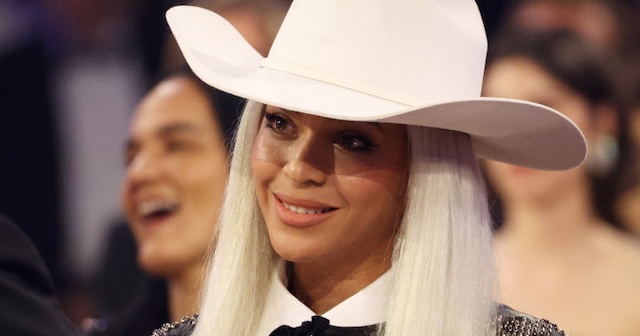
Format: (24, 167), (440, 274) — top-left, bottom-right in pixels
(501, 0), (640, 59)
(152, 0), (586, 334)
(85, 1), (290, 333)
(0, 1), (175, 322)
(0, 214), (78, 336)
(615, 63), (640, 236)
(82, 68), (244, 336)
(483, 29), (640, 336)
(496, 0), (640, 230)
(161, 0), (290, 71)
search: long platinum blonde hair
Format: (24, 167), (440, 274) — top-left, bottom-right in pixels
(192, 100), (495, 336)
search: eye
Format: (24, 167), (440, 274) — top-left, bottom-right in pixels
(124, 143), (139, 167)
(264, 111), (295, 135)
(335, 132), (377, 152)
(165, 140), (188, 152)
(124, 150), (136, 167)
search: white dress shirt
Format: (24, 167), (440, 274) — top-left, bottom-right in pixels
(254, 260), (391, 336)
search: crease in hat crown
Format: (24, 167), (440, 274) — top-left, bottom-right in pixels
(168, 0), (488, 109)
(260, 0), (488, 107)
(166, 0), (588, 171)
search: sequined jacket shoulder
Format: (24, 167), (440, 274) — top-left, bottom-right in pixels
(150, 305), (567, 336)
(495, 304), (566, 336)
(150, 315), (197, 336)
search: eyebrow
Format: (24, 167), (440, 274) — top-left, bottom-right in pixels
(124, 123), (204, 153)
(157, 123), (203, 137)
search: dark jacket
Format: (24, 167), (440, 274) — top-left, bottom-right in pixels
(82, 279), (170, 336)
(149, 304), (566, 336)
(0, 215), (78, 336)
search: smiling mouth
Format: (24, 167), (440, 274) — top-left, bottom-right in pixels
(281, 201), (333, 215)
(137, 200), (180, 221)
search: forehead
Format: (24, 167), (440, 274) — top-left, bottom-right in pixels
(485, 57), (561, 97)
(131, 77), (217, 133)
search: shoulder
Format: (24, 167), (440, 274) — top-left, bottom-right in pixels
(0, 215), (79, 336)
(150, 315), (198, 336)
(495, 304), (567, 336)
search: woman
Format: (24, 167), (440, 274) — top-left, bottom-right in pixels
(122, 69), (241, 318)
(483, 29), (640, 335)
(500, 0), (636, 58)
(88, 1), (287, 332)
(616, 65), (640, 236)
(154, 0), (586, 335)
(84, 68), (244, 336)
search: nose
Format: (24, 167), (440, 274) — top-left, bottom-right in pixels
(282, 136), (330, 187)
(124, 149), (163, 191)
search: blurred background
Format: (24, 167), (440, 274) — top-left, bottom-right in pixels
(1, 0), (639, 330)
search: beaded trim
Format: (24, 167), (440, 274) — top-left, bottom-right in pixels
(150, 314), (198, 336)
(150, 312), (567, 336)
(496, 314), (567, 336)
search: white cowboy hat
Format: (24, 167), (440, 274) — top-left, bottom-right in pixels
(166, 0), (586, 170)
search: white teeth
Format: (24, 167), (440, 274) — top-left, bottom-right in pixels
(282, 202), (331, 214)
(137, 200), (178, 217)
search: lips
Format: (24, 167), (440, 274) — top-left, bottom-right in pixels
(135, 199), (180, 225)
(281, 201), (333, 214)
(273, 194), (336, 227)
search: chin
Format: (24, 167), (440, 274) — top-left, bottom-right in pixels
(268, 229), (333, 263)
(138, 248), (184, 277)
(274, 246), (330, 265)
(141, 260), (188, 279)
(138, 258), (168, 277)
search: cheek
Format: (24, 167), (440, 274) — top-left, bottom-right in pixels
(251, 135), (267, 174)
(187, 221), (216, 250)
(337, 173), (406, 247)
(484, 161), (512, 186)
(188, 176), (223, 212)
(174, 151), (226, 187)
(553, 99), (594, 137)
(121, 179), (143, 237)
(251, 133), (279, 212)
(251, 131), (285, 183)
(252, 129), (283, 163)
(336, 149), (408, 199)
(121, 181), (134, 216)
(339, 168), (407, 213)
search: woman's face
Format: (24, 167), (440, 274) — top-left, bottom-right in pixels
(122, 76), (228, 277)
(251, 106), (409, 267)
(482, 56), (594, 204)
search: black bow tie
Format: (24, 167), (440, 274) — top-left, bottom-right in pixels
(269, 316), (379, 336)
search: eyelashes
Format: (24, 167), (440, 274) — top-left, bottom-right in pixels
(335, 132), (377, 152)
(264, 111), (295, 135)
(262, 109), (378, 152)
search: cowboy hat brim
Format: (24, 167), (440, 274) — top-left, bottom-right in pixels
(166, 5), (586, 170)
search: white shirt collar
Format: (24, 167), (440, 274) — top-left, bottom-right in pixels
(254, 260), (390, 336)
